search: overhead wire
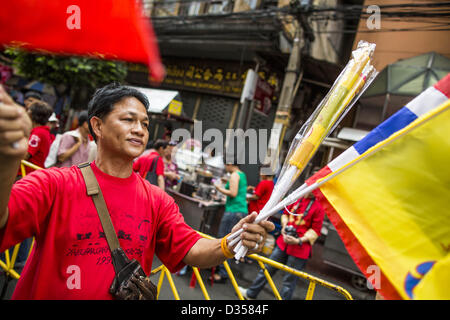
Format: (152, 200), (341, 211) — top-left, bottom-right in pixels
(149, 1), (450, 35)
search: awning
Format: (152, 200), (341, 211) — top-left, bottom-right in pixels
(337, 127), (369, 142)
(130, 85), (179, 113)
(323, 127), (369, 150)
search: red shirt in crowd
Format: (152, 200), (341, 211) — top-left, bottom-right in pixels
(276, 196), (325, 259)
(248, 179), (274, 214)
(133, 151), (164, 179)
(23, 125), (52, 174)
(0, 161), (202, 299)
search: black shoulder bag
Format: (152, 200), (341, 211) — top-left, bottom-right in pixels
(78, 163), (157, 300)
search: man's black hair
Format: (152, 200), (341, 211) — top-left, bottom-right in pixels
(153, 139), (168, 150)
(78, 111), (88, 126)
(29, 101), (53, 126)
(87, 83), (150, 141)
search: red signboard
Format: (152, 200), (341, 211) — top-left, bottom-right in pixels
(253, 76), (275, 116)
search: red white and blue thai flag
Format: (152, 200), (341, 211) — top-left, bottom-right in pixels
(306, 73), (450, 300)
(308, 73), (450, 185)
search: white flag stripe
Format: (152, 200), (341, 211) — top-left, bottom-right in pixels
(328, 147), (360, 172)
(406, 86), (448, 117)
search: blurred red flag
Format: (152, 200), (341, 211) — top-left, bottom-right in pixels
(0, 0), (165, 82)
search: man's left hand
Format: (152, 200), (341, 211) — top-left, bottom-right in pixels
(230, 212), (275, 255)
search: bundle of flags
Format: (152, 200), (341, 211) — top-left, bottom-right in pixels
(0, 0), (164, 81)
(307, 73), (450, 300)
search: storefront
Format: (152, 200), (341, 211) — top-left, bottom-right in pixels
(126, 57), (282, 187)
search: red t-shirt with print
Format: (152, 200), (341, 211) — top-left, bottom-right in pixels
(0, 162), (201, 299)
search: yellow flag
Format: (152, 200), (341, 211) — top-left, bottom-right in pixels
(318, 100), (450, 299)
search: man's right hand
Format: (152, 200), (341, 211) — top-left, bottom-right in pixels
(0, 85), (31, 160)
(0, 85), (31, 229)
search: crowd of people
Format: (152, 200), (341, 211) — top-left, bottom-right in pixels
(0, 82), (325, 301)
(210, 161), (325, 300)
(10, 90), (95, 175)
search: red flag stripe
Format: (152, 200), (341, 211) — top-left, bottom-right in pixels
(433, 73), (450, 98)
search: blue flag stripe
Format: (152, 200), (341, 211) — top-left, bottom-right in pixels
(354, 107), (418, 155)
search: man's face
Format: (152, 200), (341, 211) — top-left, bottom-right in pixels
(164, 145), (173, 158)
(157, 146), (166, 156)
(49, 121), (59, 130)
(96, 97), (149, 159)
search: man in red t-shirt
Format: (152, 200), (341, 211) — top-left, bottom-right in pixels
(133, 139), (167, 190)
(0, 84), (274, 300)
(247, 164), (275, 214)
(21, 101), (53, 175)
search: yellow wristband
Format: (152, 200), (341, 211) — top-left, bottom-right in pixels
(221, 234), (235, 259)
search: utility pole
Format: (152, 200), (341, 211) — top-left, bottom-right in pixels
(227, 60), (260, 164)
(235, 61), (260, 131)
(263, 28), (304, 174)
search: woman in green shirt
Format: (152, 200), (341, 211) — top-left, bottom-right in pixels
(213, 160), (248, 282)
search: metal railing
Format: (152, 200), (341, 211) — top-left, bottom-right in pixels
(162, 232), (354, 300)
(1, 161), (353, 300)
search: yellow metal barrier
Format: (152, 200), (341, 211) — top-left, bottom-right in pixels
(20, 160), (43, 173)
(194, 232), (353, 301)
(1, 161), (353, 301)
(152, 232), (352, 300)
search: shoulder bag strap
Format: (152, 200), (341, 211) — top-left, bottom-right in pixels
(78, 162), (121, 252)
(146, 156), (159, 176)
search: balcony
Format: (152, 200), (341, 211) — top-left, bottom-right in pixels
(143, 1), (302, 65)
(143, 0), (266, 17)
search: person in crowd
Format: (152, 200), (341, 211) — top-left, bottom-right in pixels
(47, 112), (59, 140)
(8, 100), (52, 268)
(0, 83), (274, 299)
(162, 123), (173, 141)
(247, 164), (275, 215)
(213, 157), (249, 282)
(21, 101), (53, 175)
(163, 140), (180, 189)
(133, 139), (167, 190)
(239, 190), (325, 300)
(56, 111), (91, 168)
(9, 100), (51, 266)
(23, 91), (42, 110)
